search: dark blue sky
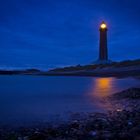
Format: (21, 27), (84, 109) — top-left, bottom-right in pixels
(0, 0), (140, 69)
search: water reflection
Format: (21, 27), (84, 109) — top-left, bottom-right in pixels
(90, 77), (115, 99)
(0, 76), (139, 125)
(88, 77), (124, 111)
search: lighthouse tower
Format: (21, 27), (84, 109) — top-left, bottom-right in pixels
(95, 21), (112, 64)
(99, 21), (108, 60)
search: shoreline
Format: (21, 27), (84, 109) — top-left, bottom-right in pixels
(0, 68), (140, 78)
(41, 65), (140, 78)
(39, 69), (140, 78)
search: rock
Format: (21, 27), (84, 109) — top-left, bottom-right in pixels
(29, 133), (46, 140)
(18, 136), (29, 140)
(6, 134), (18, 140)
(111, 88), (140, 99)
(135, 136), (140, 140)
(129, 126), (140, 137)
(89, 130), (97, 136)
(70, 120), (80, 129)
(101, 130), (112, 139)
(128, 120), (133, 126)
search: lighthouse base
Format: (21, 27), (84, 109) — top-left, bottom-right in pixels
(94, 59), (113, 65)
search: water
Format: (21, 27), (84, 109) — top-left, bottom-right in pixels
(0, 75), (139, 126)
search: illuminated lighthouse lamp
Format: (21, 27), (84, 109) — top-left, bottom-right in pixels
(100, 23), (107, 29)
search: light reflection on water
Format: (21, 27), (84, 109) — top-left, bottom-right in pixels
(87, 77), (140, 111)
(88, 77), (140, 99)
(90, 77), (115, 98)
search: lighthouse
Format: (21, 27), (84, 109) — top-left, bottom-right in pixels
(95, 21), (112, 64)
(99, 21), (108, 60)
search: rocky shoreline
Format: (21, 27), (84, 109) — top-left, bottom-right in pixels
(1, 88), (140, 140)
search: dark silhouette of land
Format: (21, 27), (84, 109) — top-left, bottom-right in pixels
(0, 59), (140, 77)
(43, 59), (140, 77)
(0, 69), (40, 75)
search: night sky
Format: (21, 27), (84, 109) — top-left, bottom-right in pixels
(0, 0), (140, 69)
